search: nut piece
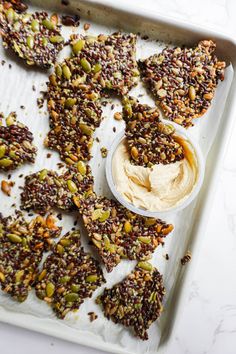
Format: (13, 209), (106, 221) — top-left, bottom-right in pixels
(114, 112), (122, 121)
(1, 180), (14, 196)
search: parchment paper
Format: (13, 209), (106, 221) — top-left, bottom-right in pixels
(0, 2), (234, 353)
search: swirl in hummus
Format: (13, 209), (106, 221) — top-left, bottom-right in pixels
(112, 137), (198, 212)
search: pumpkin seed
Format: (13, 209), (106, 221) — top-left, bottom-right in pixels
(86, 274), (98, 283)
(7, 233), (22, 243)
(138, 236), (151, 244)
(92, 238), (102, 249)
(67, 180), (78, 193)
(64, 292), (79, 302)
(62, 65), (72, 80)
(137, 261), (153, 271)
(49, 36), (64, 44)
(71, 284), (80, 292)
(80, 58), (91, 73)
(124, 103), (132, 117)
(6, 8), (15, 23)
(92, 63), (102, 73)
(15, 270), (24, 282)
(31, 19), (39, 32)
(103, 235), (110, 249)
(6, 114), (15, 126)
(59, 276), (71, 284)
(57, 244), (65, 254)
(0, 158), (13, 167)
(60, 238), (71, 247)
(72, 39), (85, 54)
(38, 269), (47, 281)
(0, 145), (6, 159)
(55, 64), (62, 77)
(39, 169), (48, 181)
(99, 210), (110, 222)
(77, 161), (86, 175)
(42, 37), (48, 47)
(0, 272), (5, 282)
(79, 123), (93, 136)
(92, 209), (103, 220)
(42, 19), (55, 30)
(46, 282), (55, 297)
(9, 150), (17, 159)
(124, 221), (132, 233)
(145, 218), (156, 226)
(65, 98), (77, 108)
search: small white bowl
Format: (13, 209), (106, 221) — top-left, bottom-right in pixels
(106, 121), (205, 217)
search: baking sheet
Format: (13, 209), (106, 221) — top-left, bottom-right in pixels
(0, 1), (234, 353)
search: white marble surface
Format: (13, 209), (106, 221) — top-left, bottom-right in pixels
(1, 1), (236, 354)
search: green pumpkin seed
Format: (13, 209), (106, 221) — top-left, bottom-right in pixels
(15, 270), (24, 282)
(42, 37), (48, 47)
(7, 233), (22, 243)
(103, 235), (110, 249)
(65, 98), (77, 108)
(31, 19), (39, 32)
(6, 8), (15, 23)
(138, 236), (151, 244)
(80, 58), (91, 73)
(39, 169), (48, 181)
(9, 150), (17, 159)
(149, 291), (157, 302)
(60, 238), (71, 247)
(71, 284), (80, 292)
(134, 303), (142, 309)
(64, 292), (79, 302)
(62, 65), (72, 80)
(145, 218), (157, 226)
(124, 103), (132, 117)
(137, 261), (153, 271)
(92, 238), (102, 249)
(86, 274), (98, 283)
(72, 39), (85, 54)
(0, 158), (13, 167)
(46, 282), (55, 297)
(0, 145), (6, 159)
(42, 19), (55, 30)
(26, 36), (34, 49)
(6, 114), (15, 126)
(67, 180), (78, 193)
(79, 123), (93, 136)
(13, 41), (23, 56)
(99, 210), (110, 222)
(92, 209), (103, 220)
(57, 244), (65, 254)
(124, 221), (132, 233)
(76, 161), (86, 175)
(59, 276), (71, 284)
(55, 64), (62, 77)
(13, 21), (21, 31)
(92, 63), (102, 73)
(49, 35), (64, 44)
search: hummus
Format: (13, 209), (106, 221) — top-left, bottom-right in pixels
(112, 138), (198, 212)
